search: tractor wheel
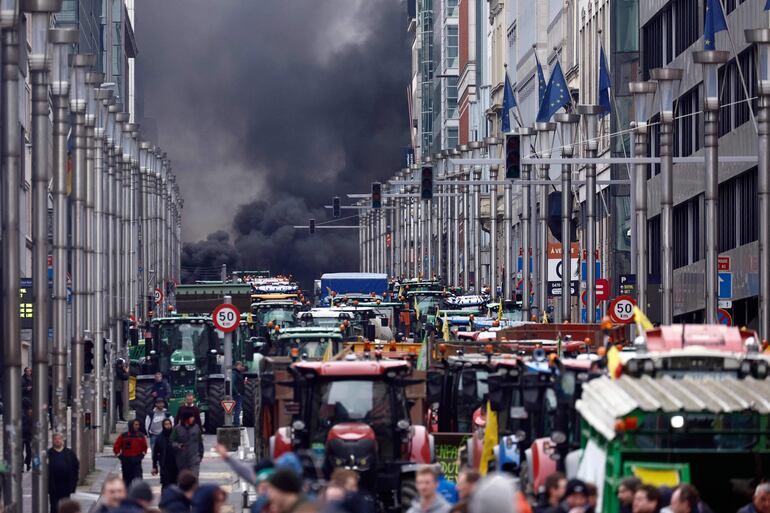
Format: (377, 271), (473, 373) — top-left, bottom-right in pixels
(400, 474), (418, 513)
(131, 380), (154, 425)
(204, 380), (225, 434)
(242, 376), (259, 427)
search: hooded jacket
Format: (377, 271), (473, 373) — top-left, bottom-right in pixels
(191, 485), (220, 513)
(160, 485), (192, 513)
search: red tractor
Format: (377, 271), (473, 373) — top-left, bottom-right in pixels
(269, 357), (433, 512)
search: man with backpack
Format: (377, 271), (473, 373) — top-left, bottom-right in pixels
(145, 398), (173, 449)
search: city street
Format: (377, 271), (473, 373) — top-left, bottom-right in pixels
(3, 1), (770, 513)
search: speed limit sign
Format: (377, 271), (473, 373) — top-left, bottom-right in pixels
(154, 287), (164, 305)
(609, 295), (637, 324)
(212, 303), (241, 333)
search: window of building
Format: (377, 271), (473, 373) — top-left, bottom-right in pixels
(736, 46), (756, 128)
(718, 178), (737, 252)
(739, 167), (758, 245)
(447, 127), (458, 150)
(446, 76), (458, 119)
(647, 114), (661, 178)
(649, 216), (661, 278)
(718, 61), (734, 137)
(673, 202), (688, 269)
(641, 5), (672, 80)
(675, 0), (699, 56)
(445, 0), (458, 18)
(445, 25), (458, 69)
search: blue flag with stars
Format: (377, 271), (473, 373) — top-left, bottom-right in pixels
(502, 70), (517, 133)
(535, 54), (547, 107)
(766, 0), (770, 10)
(598, 46), (612, 117)
(536, 61), (570, 123)
(704, 0), (727, 50)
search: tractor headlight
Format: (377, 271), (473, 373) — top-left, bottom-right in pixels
(396, 419), (410, 431)
(292, 420), (306, 431)
(170, 365), (180, 371)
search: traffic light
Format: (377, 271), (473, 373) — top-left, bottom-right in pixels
(309, 219), (315, 235)
(103, 338), (109, 367)
(84, 338), (94, 374)
(372, 182), (382, 209)
(421, 167), (433, 200)
(332, 196), (341, 217)
(505, 133), (521, 179)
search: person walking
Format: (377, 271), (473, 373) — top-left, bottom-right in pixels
(265, 469), (306, 513)
(176, 392), (202, 426)
(22, 367), (33, 401)
(738, 484), (770, 513)
(57, 499), (81, 513)
(171, 411), (204, 478)
(113, 419), (149, 487)
(159, 470), (198, 513)
(153, 418), (179, 491)
(232, 362), (246, 427)
(22, 404), (33, 471)
(151, 372), (171, 405)
(115, 359), (129, 421)
(113, 480), (154, 513)
(146, 398), (173, 448)
(94, 475), (127, 513)
(47, 433), (79, 513)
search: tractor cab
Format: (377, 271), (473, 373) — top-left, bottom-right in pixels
(273, 328), (344, 359)
(270, 358), (433, 512)
(299, 310), (356, 339)
(251, 300), (299, 339)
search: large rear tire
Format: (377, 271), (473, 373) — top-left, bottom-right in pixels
(204, 380), (225, 434)
(400, 475), (417, 513)
(131, 380), (154, 427)
(242, 376), (259, 428)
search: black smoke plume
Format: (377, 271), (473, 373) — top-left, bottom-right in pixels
(136, 0), (411, 289)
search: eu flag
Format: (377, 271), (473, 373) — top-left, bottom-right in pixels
(502, 70), (517, 133)
(704, 0), (727, 50)
(766, 0), (770, 10)
(598, 46), (612, 117)
(535, 54), (547, 106)
(536, 61), (570, 123)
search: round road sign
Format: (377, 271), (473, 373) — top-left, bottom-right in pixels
(717, 308), (732, 326)
(154, 287), (164, 305)
(212, 303), (241, 333)
(609, 295), (636, 324)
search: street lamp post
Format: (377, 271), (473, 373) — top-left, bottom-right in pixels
(49, 27), (78, 441)
(650, 68), (683, 323)
(486, 137), (502, 299)
(694, 50), (730, 324)
(105, 102), (119, 434)
(23, 0), (60, 507)
(520, 128), (535, 319)
(461, 147), (471, 290)
(470, 141), (482, 291)
(435, 152), (445, 279)
(534, 123), (556, 316)
(70, 53), (96, 476)
(555, 113), (580, 321)
(93, 86), (113, 452)
(451, 148), (462, 287)
(576, 105), (603, 321)
(0, 0), (21, 506)
(629, 81), (657, 313)
(746, 28), (770, 342)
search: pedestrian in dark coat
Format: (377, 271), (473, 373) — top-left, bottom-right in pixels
(22, 405), (33, 471)
(232, 362), (246, 427)
(191, 485), (228, 513)
(115, 359), (129, 421)
(153, 419), (179, 490)
(113, 419), (148, 487)
(22, 367), (33, 400)
(112, 480), (154, 513)
(159, 470), (199, 513)
(47, 432), (79, 513)
(171, 412), (204, 478)
(151, 372), (172, 404)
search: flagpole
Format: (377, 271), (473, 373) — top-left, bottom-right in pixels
(718, 0), (757, 133)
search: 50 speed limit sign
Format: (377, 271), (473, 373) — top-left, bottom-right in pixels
(609, 295), (636, 324)
(212, 303), (241, 333)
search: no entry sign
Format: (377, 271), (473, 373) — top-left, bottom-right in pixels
(212, 303), (241, 333)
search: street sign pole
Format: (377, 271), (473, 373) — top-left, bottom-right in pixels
(222, 295), (233, 427)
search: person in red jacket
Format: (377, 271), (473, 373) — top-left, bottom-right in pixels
(113, 419), (148, 487)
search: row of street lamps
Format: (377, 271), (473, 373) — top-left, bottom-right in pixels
(0, 2), (182, 511)
(358, 36), (770, 341)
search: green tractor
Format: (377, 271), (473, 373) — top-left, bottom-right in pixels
(130, 316), (232, 433)
(237, 314), (270, 428)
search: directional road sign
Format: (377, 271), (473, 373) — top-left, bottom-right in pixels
(581, 261), (602, 281)
(717, 308), (732, 326)
(212, 303), (241, 333)
(581, 308), (601, 323)
(718, 272), (732, 299)
(609, 295), (636, 324)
